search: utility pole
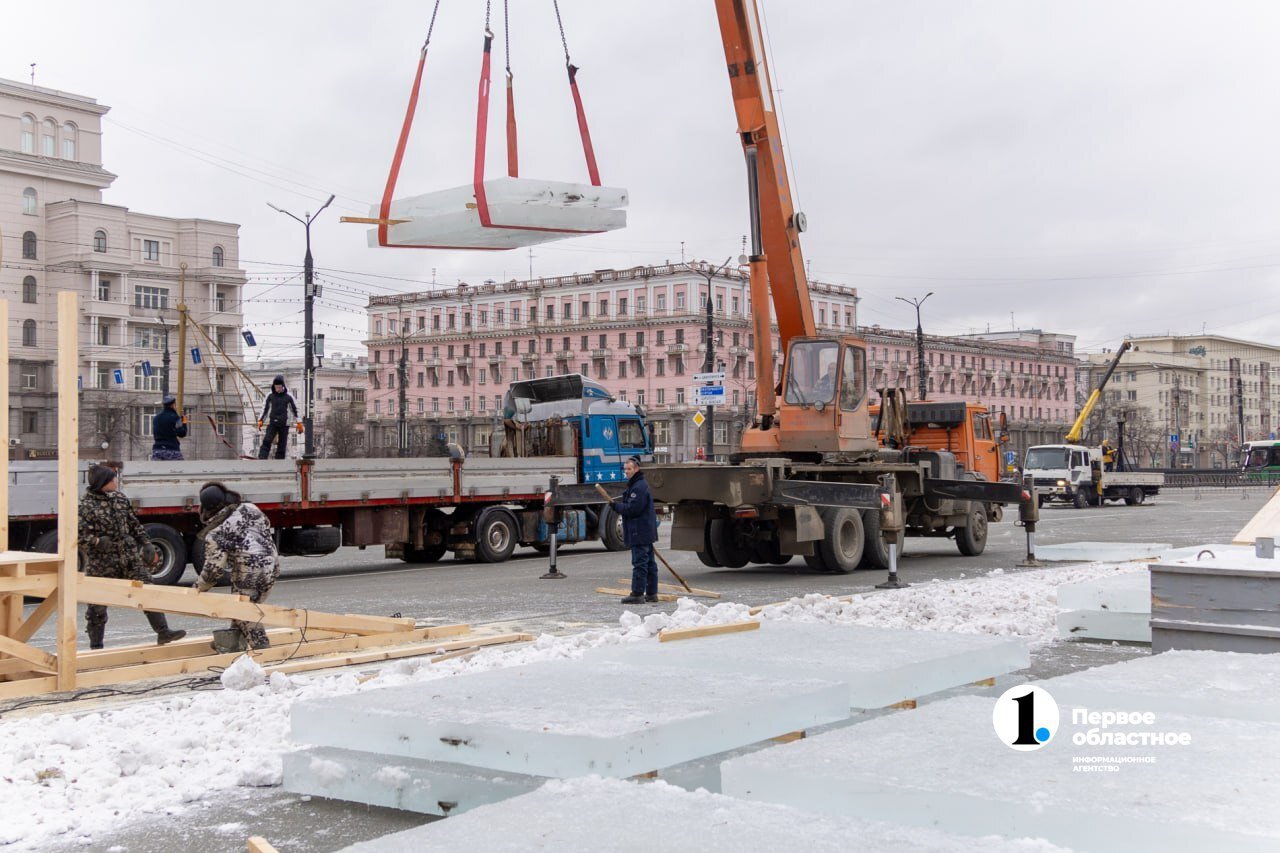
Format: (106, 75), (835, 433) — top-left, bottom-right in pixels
(1171, 374), (1180, 468)
(896, 292), (933, 401)
(157, 316), (172, 398)
(268, 194), (335, 460)
(397, 301), (409, 457)
(686, 258), (733, 461)
(176, 263), (188, 412)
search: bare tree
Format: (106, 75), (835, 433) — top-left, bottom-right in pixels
(80, 391), (146, 460)
(321, 405), (366, 458)
(1204, 428), (1241, 469)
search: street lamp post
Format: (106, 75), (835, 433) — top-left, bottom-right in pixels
(685, 257), (733, 460)
(156, 315), (172, 399)
(268, 194), (335, 459)
(896, 292), (933, 401)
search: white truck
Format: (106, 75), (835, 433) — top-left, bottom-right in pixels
(1023, 444), (1163, 508)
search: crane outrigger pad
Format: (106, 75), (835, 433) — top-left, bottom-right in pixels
(369, 177), (627, 250)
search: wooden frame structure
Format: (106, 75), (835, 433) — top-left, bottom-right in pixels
(0, 294), (530, 701)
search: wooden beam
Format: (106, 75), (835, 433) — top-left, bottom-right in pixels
(263, 632), (533, 676)
(0, 634), (58, 672)
(889, 699), (918, 710)
(12, 594), (59, 643)
(56, 291), (79, 692)
(247, 837), (279, 853)
(0, 576), (58, 596)
(972, 677), (997, 687)
(770, 730), (807, 744)
(596, 587), (679, 602)
(77, 576), (416, 635)
(0, 298), (7, 549)
(658, 620), (760, 643)
(338, 215), (409, 225)
(0, 675), (59, 700)
(615, 580), (720, 599)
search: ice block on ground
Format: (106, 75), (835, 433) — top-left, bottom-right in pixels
(1035, 541), (1170, 562)
(291, 659), (849, 778)
(371, 178), (628, 250)
(334, 776), (1070, 853)
(721, 696), (1280, 852)
(1057, 570), (1151, 641)
(283, 746), (545, 817)
(586, 622), (1029, 709)
(1157, 543), (1248, 562)
(1039, 650), (1280, 723)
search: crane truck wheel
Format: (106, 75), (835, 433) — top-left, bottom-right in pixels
(1124, 487), (1145, 506)
(143, 524), (188, 585)
(955, 504), (988, 557)
(403, 542), (449, 563)
(34, 531), (88, 573)
(475, 510), (519, 563)
(817, 507), (865, 574)
(708, 518), (751, 569)
(599, 506), (627, 551)
(859, 508), (903, 571)
(804, 552), (832, 572)
(1072, 490), (1089, 509)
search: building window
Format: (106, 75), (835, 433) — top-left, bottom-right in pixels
(22, 276), (37, 303)
(216, 291), (227, 312)
(480, 396), (488, 412)
(134, 286), (170, 310)
(133, 365), (160, 392)
(22, 187), (37, 215)
(138, 407), (156, 436)
(134, 327), (162, 350)
(22, 231), (37, 259)
(143, 239), (160, 262)
(447, 397), (455, 412)
(21, 369), (37, 390)
(212, 246), (225, 267)
(93, 230), (108, 252)
(41, 119), (56, 156)
(656, 293), (666, 311)
(20, 115), (34, 153)
(21, 319), (37, 347)
(618, 298), (628, 315)
(61, 123), (77, 160)
(599, 299), (609, 317)
(676, 387), (685, 405)
(98, 323), (110, 345)
(676, 292), (685, 310)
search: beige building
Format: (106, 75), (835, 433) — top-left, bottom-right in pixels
(1, 76), (246, 460)
(244, 354), (369, 458)
(1079, 333), (1280, 468)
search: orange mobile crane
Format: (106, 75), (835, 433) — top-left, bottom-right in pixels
(646, 0), (1025, 574)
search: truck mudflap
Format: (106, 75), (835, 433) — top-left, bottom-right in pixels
(549, 482), (625, 506)
(923, 478), (1024, 504)
(771, 480), (880, 509)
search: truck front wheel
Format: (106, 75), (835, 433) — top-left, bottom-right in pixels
(1072, 490), (1088, 509)
(955, 504), (988, 556)
(599, 506), (627, 551)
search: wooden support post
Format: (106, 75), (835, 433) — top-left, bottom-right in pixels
(55, 291), (79, 691)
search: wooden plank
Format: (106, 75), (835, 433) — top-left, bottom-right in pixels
(0, 552), (61, 568)
(77, 576), (416, 635)
(615, 580), (720, 599)
(56, 290), (79, 692)
(972, 677), (997, 687)
(890, 699), (918, 710)
(770, 730), (807, 744)
(658, 620), (760, 643)
(0, 576), (58, 596)
(338, 215), (409, 225)
(0, 298), (7, 548)
(0, 634), (58, 672)
(263, 632), (534, 676)
(247, 837), (279, 853)
(0, 674), (59, 700)
(1234, 486), (1280, 545)
(13, 595), (60, 644)
(596, 587), (679, 602)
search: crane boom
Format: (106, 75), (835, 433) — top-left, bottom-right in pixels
(1065, 340), (1132, 444)
(715, 0), (815, 427)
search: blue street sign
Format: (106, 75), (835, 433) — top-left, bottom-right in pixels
(1005, 451), (1017, 464)
(141, 360), (153, 377)
(242, 330), (257, 347)
(77, 376), (83, 391)
(112, 369), (124, 385)
(191, 347), (202, 364)
(693, 385), (726, 405)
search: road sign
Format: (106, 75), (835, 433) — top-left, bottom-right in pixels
(1004, 451), (1017, 464)
(694, 386), (726, 405)
(191, 347), (202, 364)
(242, 330), (257, 347)
(112, 368), (124, 385)
(694, 371), (726, 383)
(692, 411), (706, 427)
(141, 360), (153, 377)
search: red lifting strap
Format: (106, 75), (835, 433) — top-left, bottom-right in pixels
(377, 47), (429, 248)
(567, 63), (601, 187)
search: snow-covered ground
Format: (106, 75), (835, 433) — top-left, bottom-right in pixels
(0, 561), (1141, 851)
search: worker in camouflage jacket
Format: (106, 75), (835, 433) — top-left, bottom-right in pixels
(194, 481), (281, 650)
(78, 464), (187, 649)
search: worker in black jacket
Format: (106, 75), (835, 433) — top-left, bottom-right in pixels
(611, 456), (660, 605)
(257, 375), (300, 459)
(151, 395), (188, 461)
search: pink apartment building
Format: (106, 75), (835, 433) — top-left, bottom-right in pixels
(363, 262), (1076, 461)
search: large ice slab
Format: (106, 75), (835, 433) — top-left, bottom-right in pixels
(371, 178), (628, 250)
(292, 659), (848, 778)
(283, 746), (545, 817)
(586, 622), (1029, 709)
(1039, 650), (1280, 723)
(334, 776), (1070, 853)
(1035, 541), (1170, 562)
(722, 696), (1280, 852)
(1057, 570), (1150, 641)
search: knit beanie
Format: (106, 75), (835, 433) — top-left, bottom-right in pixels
(87, 464), (117, 493)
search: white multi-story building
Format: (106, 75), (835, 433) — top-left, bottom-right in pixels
(1, 77), (246, 460)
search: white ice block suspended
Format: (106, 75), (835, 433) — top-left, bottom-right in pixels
(283, 746), (545, 817)
(369, 177), (628, 251)
(291, 659), (848, 779)
(586, 622), (1029, 709)
(333, 776), (1070, 853)
(1040, 650), (1280, 724)
(721, 695), (1280, 852)
(1035, 541), (1170, 563)
(1057, 570), (1151, 642)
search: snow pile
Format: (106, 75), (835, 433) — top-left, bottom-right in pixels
(219, 654), (266, 691)
(0, 561), (1134, 851)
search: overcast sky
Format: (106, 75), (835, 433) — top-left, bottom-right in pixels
(7, 1), (1280, 360)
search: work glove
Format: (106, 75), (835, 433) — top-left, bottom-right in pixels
(257, 419), (264, 429)
(181, 415), (189, 425)
(194, 578), (214, 593)
(296, 421), (304, 434)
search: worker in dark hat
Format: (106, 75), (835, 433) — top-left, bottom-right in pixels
(151, 394), (188, 461)
(193, 481), (281, 650)
(79, 464), (187, 649)
(258, 375), (300, 460)
(610, 455), (660, 605)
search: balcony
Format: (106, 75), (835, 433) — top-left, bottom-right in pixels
(729, 346), (750, 357)
(519, 352), (538, 362)
(628, 346), (649, 357)
(425, 357), (442, 368)
(455, 356), (473, 367)
(667, 343), (689, 354)
(555, 350), (575, 360)
(591, 348), (610, 359)
(487, 353), (504, 363)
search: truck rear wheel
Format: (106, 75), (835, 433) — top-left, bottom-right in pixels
(143, 524), (188, 585)
(1124, 486), (1145, 506)
(709, 518), (751, 569)
(817, 507), (865, 574)
(599, 506), (627, 551)
(860, 508), (903, 571)
(403, 542), (448, 563)
(955, 504), (988, 557)
(475, 510), (518, 563)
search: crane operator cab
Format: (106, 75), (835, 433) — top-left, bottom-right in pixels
(777, 337), (878, 456)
